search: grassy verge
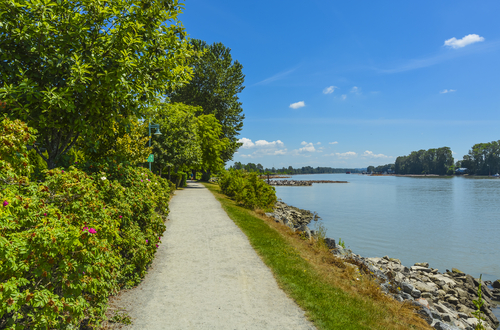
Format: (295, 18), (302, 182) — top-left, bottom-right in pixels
(202, 182), (431, 330)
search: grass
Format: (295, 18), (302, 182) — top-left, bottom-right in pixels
(202, 182), (432, 330)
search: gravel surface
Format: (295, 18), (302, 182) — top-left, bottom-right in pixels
(108, 181), (315, 330)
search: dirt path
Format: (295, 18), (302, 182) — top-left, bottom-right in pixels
(108, 181), (315, 330)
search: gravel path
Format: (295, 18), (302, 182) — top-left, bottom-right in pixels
(109, 181), (315, 330)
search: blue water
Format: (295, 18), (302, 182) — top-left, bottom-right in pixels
(274, 174), (500, 282)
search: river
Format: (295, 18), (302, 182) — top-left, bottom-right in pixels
(274, 173), (500, 321)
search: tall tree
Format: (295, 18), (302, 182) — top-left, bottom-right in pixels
(0, 0), (195, 168)
(151, 103), (201, 178)
(169, 39), (245, 163)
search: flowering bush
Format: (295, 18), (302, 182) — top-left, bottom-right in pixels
(218, 169), (277, 211)
(0, 119), (170, 329)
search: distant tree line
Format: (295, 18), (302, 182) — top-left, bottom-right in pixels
(456, 140), (500, 175)
(393, 147), (454, 175)
(367, 164), (394, 174)
(229, 162), (364, 174)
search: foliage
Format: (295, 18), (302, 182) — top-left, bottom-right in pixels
(80, 117), (152, 166)
(169, 39), (245, 162)
(0, 120), (170, 328)
(218, 169), (276, 210)
(0, 117), (37, 182)
(394, 147), (454, 175)
(472, 275), (486, 330)
(196, 114), (229, 173)
(459, 141), (500, 175)
(0, 0), (195, 168)
(338, 238), (346, 249)
(151, 103), (201, 175)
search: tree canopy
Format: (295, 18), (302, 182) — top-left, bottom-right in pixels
(0, 0), (195, 168)
(458, 141), (500, 175)
(394, 147), (454, 175)
(169, 39), (245, 163)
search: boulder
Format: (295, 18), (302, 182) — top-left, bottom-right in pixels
(324, 237), (336, 249)
(416, 306), (433, 325)
(411, 289), (422, 298)
(411, 266), (432, 273)
(402, 282), (414, 294)
(414, 281), (439, 293)
(432, 321), (461, 330)
(493, 279), (500, 289)
(415, 262), (430, 267)
(452, 268), (463, 274)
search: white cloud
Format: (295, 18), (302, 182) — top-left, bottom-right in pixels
(440, 89), (456, 94)
(292, 141), (317, 154)
(323, 86), (338, 94)
(350, 86), (360, 94)
(237, 138), (287, 157)
(290, 101), (305, 109)
(325, 151), (357, 158)
(444, 34), (484, 49)
(316, 142), (321, 145)
(337, 151), (357, 158)
(363, 150), (391, 159)
(239, 137), (255, 149)
(341, 94), (347, 100)
(329, 141), (338, 145)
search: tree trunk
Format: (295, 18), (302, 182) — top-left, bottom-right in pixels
(168, 166), (171, 181)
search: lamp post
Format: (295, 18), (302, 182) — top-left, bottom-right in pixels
(148, 120), (162, 172)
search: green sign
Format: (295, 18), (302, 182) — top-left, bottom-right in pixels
(147, 154), (154, 162)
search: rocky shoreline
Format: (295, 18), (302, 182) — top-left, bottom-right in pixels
(266, 201), (500, 330)
(268, 180), (348, 186)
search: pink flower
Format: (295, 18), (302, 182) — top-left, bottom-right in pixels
(44, 213), (47, 216)
(119, 215), (123, 218)
(156, 244), (158, 248)
(146, 239), (148, 243)
(158, 237), (161, 240)
(141, 180), (143, 182)
(88, 228), (97, 234)
(3, 201), (8, 207)
(62, 170), (64, 173)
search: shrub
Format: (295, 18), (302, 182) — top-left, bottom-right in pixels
(179, 172), (187, 187)
(218, 169), (277, 210)
(0, 119), (170, 328)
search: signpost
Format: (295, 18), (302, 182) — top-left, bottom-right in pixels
(147, 154), (154, 163)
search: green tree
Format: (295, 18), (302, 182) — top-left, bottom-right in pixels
(169, 39), (245, 163)
(151, 103), (201, 179)
(196, 114), (229, 174)
(0, 0), (195, 169)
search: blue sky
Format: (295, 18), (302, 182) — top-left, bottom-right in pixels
(179, 1), (500, 169)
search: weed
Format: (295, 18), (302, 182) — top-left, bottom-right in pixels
(472, 274), (485, 330)
(339, 237), (346, 249)
(109, 310), (132, 325)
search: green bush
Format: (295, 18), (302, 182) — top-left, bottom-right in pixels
(180, 172), (187, 187)
(0, 119), (169, 329)
(218, 169), (277, 210)
(170, 173), (182, 188)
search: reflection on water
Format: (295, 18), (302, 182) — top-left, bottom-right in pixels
(274, 174), (500, 282)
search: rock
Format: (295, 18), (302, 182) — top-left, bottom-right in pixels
(402, 282), (414, 294)
(411, 265), (432, 273)
(442, 313), (453, 322)
(416, 298), (430, 309)
(446, 295), (459, 305)
(324, 237), (336, 249)
(401, 292), (413, 301)
(415, 262), (430, 267)
(493, 279), (500, 289)
(433, 321), (461, 330)
(411, 289), (422, 298)
(297, 225), (312, 239)
(452, 268), (463, 274)
(414, 281), (439, 293)
(417, 306), (433, 325)
(265, 212), (274, 217)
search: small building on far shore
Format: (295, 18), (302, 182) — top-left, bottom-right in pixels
(455, 168), (468, 175)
